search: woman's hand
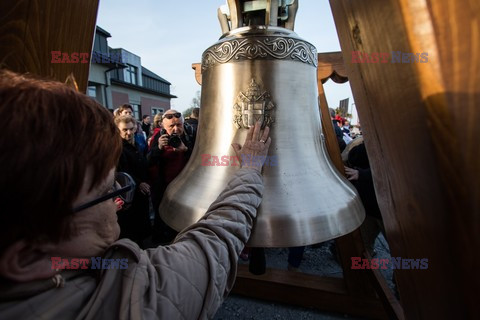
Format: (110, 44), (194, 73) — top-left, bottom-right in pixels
(344, 166), (359, 181)
(114, 198), (124, 211)
(232, 121), (271, 172)
(139, 182), (151, 195)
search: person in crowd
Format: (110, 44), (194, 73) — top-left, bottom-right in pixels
(148, 113), (163, 148)
(336, 116), (352, 145)
(329, 108), (346, 152)
(0, 69), (271, 319)
(185, 107), (200, 131)
(148, 109), (197, 243)
(133, 120), (148, 155)
(114, 115), (152, 247)
(141, 115), (151, 138)
(342, 119), (351, 136)
(146, 113), (164, 211)
(350, 125), (362, 139)
(114, 103), (134, 117)
(343, 137), (384, 255)
(113, 104), (148, 154)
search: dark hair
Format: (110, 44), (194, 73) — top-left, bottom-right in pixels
(114, 115), (136, 126)
(118, 104), (133, 113)
(142, 115), (150, 120)
(329, 108), (336, 118)
(0, 69), (122, 253)
(191, 107), (200, 117)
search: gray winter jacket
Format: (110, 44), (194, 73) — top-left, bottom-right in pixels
(0, 168), (263, 319)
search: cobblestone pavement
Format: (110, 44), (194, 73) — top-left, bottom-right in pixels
(214, 234), (395, 320)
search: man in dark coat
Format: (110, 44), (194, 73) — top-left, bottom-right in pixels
(141, 115), (152, 138)
(185, 107), (199, 132)
(115, 115), (152, 246)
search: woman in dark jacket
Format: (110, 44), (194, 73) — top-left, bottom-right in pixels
(344, 139), (384, 254)
(115, 115), (152, 247)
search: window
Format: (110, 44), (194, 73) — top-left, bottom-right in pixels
(93, 35), (108, 54)
(123, 65), (137, 85)
(87, 86), (96, 97)
(131, 104), (141, 120)
(152, 108), (164, 116)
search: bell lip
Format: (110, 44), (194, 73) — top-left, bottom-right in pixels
(245, 220), (365, 248)
(219, 25), (299, 40)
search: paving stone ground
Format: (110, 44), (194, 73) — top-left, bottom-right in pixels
(214, 234), (395, 320)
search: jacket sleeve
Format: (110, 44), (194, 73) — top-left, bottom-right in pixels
(145, 167), (263, 319)
(147, 131), (163, 166)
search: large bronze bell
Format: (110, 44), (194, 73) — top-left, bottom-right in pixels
(160, 0), (365, 247)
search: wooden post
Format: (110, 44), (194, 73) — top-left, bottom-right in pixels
(317, 52), (403, 319)
(316, 52), (374, 297)
(329, 0), (479, 318)
(0, 0), (99, 93)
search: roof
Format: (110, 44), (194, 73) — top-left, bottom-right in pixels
(110, 79), (177, 99)
(95, 26), (111, 38)
(141, 66), (171, 85)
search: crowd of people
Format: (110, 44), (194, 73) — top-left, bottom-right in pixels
(111, 104), (198, 247)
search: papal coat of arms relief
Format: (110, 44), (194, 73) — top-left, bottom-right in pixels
(233, 79), (275, 129)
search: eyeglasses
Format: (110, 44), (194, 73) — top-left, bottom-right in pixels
(73, 172), (136, 213)
(162, 112), (181, 120)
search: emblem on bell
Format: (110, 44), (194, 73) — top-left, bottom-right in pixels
(234, 78), (275, 129)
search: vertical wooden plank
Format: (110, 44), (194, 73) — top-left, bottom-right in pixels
(0, 0), (99, 93)
(316, 53), (377, 301)
(318, 81), (345, 173)
(317, 52), (350, 174)
(329, 0), (478, 318)
(397, 1), (480, 317)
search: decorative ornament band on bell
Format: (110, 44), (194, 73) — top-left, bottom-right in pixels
(159, 1), (365, 247)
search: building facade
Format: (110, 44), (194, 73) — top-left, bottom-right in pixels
(88, 26), (175, 119)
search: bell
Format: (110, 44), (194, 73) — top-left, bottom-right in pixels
(160, 0), (365, 247)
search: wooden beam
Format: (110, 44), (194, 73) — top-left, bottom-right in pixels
(192, 63), (202, 85)
(329, 0), (479, 318)
(0, 0), (99, 93)
(364, 251), (405, 320)
(317, 51), (402, 318)
(233, 264), (389, 319)
(317, 51), (349, 84)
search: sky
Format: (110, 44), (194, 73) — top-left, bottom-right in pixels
(96, 0), (356, 121)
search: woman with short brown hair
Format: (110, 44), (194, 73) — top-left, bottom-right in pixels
(0, 69), (271, 319)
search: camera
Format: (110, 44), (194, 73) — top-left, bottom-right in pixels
(161, 129), (182, 148)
